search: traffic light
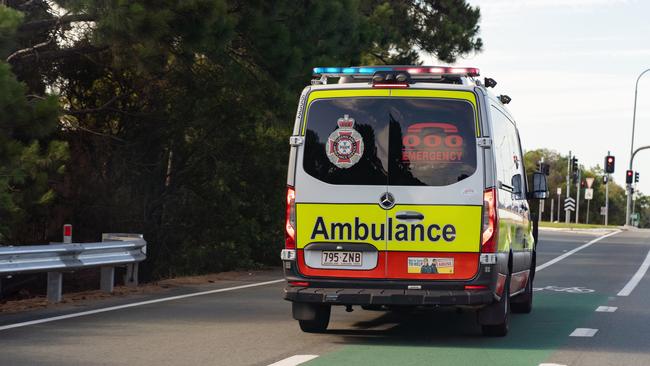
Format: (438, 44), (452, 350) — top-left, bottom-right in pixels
(541, 163), (550, 176)
(571, 157), (579, 184)
(626, 170), (634, 184)
(605, 155), (615, 173)
(571, 157), (579, 173)
(635, 172), (640, 183)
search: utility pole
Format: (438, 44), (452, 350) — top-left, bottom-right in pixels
(565, 151), (572, 224)
(550, 198), (554, 222)
(538, 157), (544, 222)
(556, 187), (562, 223)
(626, 69), (650, 226)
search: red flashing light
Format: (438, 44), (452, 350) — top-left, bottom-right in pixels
(465, 285), (487, 290)
(63, 225), (72, 237)
(289, 281), (309, 287)
(481, 188), (498, 253)
(285, 186), (296, 249)
(392, 66), (480, 76)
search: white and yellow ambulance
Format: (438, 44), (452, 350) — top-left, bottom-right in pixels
(281, 66), (548, 336)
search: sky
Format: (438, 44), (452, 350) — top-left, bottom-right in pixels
(424, 0), (650, 195)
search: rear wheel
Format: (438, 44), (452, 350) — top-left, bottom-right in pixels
(479, 274), (511, 337)
(297, 304), (331, 333)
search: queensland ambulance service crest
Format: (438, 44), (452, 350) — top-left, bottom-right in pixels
(326, 114), (364, 168)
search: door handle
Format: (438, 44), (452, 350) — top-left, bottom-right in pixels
(395, 211), (424, 221)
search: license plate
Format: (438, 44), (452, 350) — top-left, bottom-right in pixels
(321, 251), (363, 266)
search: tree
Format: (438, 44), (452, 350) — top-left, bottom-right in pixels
(1, 0), (485, 277)
(0, 5), (68, 243)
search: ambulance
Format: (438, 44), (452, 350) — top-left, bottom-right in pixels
(281, 66), (548, 336)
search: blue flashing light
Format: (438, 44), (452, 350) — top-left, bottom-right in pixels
(313, 66), (393, 75)
(358, 67), (392, 74)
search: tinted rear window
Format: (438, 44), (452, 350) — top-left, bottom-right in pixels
(303, 97), (477, 186)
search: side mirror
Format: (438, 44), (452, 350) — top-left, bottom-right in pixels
(529, 172), (549, 199)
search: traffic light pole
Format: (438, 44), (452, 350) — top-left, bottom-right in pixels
(575, 169), (581, 224)
(565, 151), (572, 224)
(605, 173), (609, 226)
(626, 145), (650, 226)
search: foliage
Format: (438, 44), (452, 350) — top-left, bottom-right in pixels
(0, 3), (68, 243)
(1, 0), (483, 278)
(524, 149), (647, 227)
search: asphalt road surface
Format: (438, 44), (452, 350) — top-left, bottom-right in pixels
(2, 228), (650, 366)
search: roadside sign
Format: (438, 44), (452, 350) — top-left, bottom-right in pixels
(600, 206), (607, 216)
(584, 188), (594, 200)
(564, 197), (576, 211)
(557, 187), (562, 195)
(586, 177), (594, 188)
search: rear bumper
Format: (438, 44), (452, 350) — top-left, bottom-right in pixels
(284, 286), (493, 306)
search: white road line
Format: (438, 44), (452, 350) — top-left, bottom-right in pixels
(617, 249), (650, 297)
(595, 306), (617, 312)
(0, 278), (285, 332)
(570, 328), (598, 337)
(268, 355), (319, 366)
(536, 230), (621, 272)
(539, 363), (567, 366)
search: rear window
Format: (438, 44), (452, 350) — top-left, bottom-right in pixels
(303, 97), (477, 186)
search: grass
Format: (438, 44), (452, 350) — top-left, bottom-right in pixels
(539, 221), (614, 229)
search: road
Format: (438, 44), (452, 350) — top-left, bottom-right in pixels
(1, 229), (650, 366)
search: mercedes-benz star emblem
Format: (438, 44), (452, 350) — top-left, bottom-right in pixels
(379, 192), (395, 210)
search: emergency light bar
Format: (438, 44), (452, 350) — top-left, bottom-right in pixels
(312, 66), (480, 78)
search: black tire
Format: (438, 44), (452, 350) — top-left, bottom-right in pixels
(480, 275), (511, 337)
(298, 305), (331, 333)
(511, 274), (533, 314)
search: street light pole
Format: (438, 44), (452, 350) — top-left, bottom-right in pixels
(626, 69), (650, 226)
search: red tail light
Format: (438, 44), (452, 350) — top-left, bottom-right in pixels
(285, 186), (296, 249)
(481, 188), (497, 253)
(289, 281), (309, 287)
(465, 285), (487, 290)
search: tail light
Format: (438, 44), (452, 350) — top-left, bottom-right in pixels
(481, 188), (497, 253)
(285, 186), (296, 249)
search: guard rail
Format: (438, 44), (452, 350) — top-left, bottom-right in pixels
(0, 233), (146, 303)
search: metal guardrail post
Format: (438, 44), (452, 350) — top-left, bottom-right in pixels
(125, 263), (139, 287)
(100, 266), (115, 293)
(47, 272), (63, 303)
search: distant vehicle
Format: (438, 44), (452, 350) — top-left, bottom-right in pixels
(281, 66), (548, 336)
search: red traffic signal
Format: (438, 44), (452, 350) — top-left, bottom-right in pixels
(605, 155), (615, 173)
(626, 170), (634, 184)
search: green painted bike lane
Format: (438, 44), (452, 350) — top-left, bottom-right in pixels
(306, 291), (607, 366)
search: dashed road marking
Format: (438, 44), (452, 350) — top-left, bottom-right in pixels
(268, 355), (319, 366)
(539, 364), (567, 366)
(617, 249), (650, 297)
(537, 230), (620, 272)
(595, 306), (617, 312)
(570, 328), (598, 337)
